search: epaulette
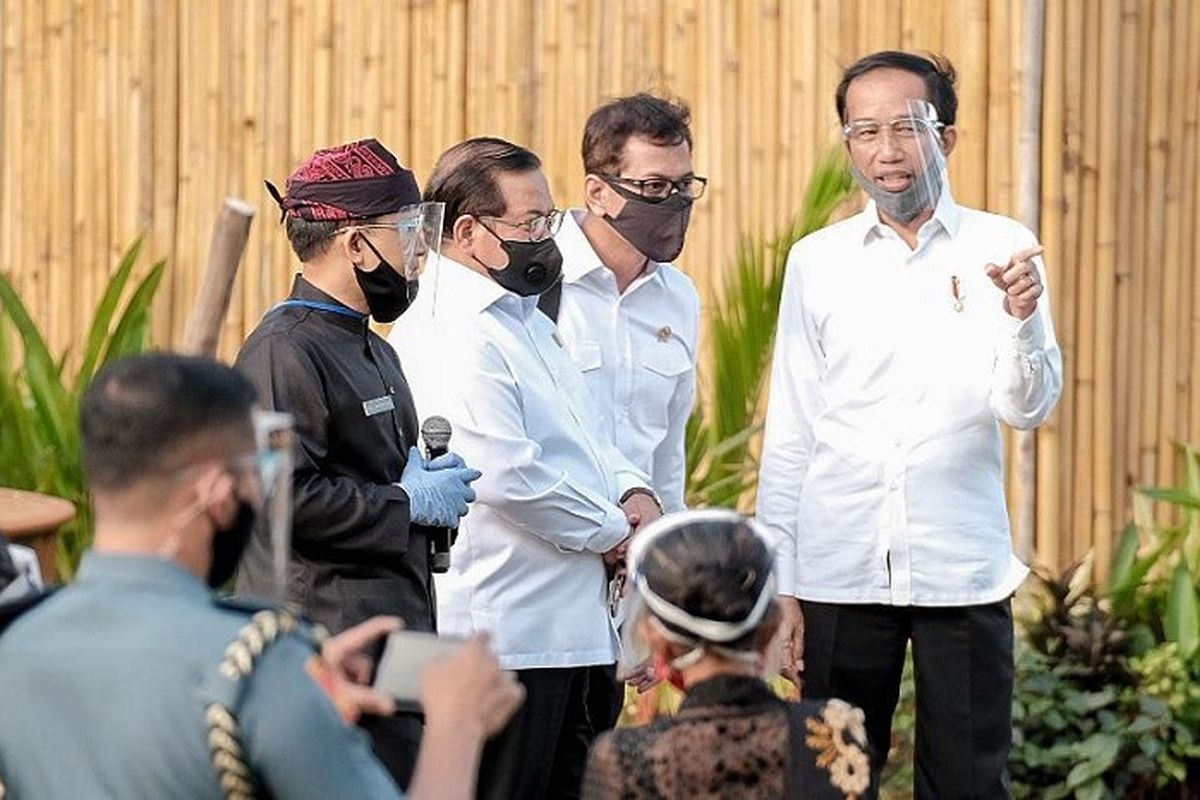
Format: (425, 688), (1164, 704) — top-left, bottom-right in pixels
(198, 605), (329, 800)
(210, 596), (327, 648)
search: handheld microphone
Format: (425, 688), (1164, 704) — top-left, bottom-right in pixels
(420, 416), (455, 574)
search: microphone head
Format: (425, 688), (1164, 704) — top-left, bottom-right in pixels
(420, 415), (452, 450)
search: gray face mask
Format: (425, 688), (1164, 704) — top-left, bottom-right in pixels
(850, 163), (939, 224)
(601, 181), (694, 263)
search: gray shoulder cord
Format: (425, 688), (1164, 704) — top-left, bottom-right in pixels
(206, 609), (325, 800)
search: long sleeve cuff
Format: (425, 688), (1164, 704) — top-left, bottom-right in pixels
(1001, 307), (1047, 355)
(583, 504), (630, 553)
(774, 547), (797, 596)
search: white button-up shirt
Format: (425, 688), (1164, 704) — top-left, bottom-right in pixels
(388, 256), (649, 669)
(553, 210), (700, 512)
(757, 191), (1062, 607)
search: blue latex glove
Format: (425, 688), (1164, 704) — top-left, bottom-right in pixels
(398, 446), (481, 527)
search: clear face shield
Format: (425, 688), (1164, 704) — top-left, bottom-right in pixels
(393, 201), (445, 283)
(843, 98), (949, 224)
(249, 409), (296, 600)
(616, 509), (780, 681)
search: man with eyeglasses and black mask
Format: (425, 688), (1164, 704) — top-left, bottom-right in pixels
(547, 93), (703, 733)
(758, 52), (1062, 797)
(236, 139), (481, 789)
(389, 137), (662, 800)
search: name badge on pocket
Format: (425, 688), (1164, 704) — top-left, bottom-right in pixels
(362, 395), (395, 417)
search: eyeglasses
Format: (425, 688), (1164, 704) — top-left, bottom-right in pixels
(601, 174), (708, 201)
(474, 209), (564, 241)
(842, 116), (944, 145)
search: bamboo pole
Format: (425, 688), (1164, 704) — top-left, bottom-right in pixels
(1014, 0), (1044, 563)
(1036, 0), (1064, 569)
(1061, 0), (1085, 563)
(1091, 0), (1120, 584)
(1141, 0), (1170, 511)
(180, 199), (256, 358)
(1158, 0), (1193, 496)
(1180, 3), (1200, 448)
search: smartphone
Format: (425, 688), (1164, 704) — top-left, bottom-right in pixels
(372, 630), (466, 705)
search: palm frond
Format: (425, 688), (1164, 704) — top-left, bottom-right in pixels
(686, 149), (854, 509)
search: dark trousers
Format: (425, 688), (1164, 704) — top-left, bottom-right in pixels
(476, 666), (594, 800)
(585, 663), (623, 734)
(359, 711), (424, 790)
(802, 599), (1014, 800)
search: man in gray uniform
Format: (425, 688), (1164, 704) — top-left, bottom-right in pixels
(0, 354), (522, 800)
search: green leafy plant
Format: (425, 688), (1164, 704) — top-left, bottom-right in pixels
(0, 239), (166, 578)
(1109, 445), (1200, 665)
(1010, 557), (1200, 798)
(686, 150), (854, 507)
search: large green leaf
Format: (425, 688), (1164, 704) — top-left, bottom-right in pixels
(77, 238), (144, 386)
(1163, 561), (1199, 659)
(0, 274), (73, 458)
(1138, 486), (1200, 511)
(1108, 524), (1139, 596)
(101, 259), (166, 365)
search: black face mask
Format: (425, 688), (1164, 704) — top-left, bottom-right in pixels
(602, 183), (694, 263)
(208, 499), (256, 589)
(480, 236), (564, 297)
(355, 236), (418, 323)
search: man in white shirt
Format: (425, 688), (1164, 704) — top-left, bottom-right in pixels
(549, 93), (702, 731)
(388, 137), (662, 800)
(757, 51), (1062, 798)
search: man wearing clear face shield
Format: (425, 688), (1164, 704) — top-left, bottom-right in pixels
(389, 137), (661, 800)
(758, 52), (1062, 797)
(0, 354), (523, 800)
(582, 510), (872, 799)
(237, 139), (481, 788)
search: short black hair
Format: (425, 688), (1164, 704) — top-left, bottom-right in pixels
(836, 51), (958, 126)
(285, 217), (346, 262)
(81, 353), (257, 492)
(582, 93), (693, 176)
(423, 137), (542, 236)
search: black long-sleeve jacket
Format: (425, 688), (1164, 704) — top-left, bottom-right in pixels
(234, 275), (434, 634)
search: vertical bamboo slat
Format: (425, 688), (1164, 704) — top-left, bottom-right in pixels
(1060, 0), (1085, 563)
(1091, 0), (1120, 583)
(1036, 0), (1063, 567)
(1141, 0), (1171, 510)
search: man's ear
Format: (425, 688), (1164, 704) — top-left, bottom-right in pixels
(334, 227), (365, 267)
(940, 125), (957, 158)
(451, 214), (477, 247)
(583, 174), (612, 217)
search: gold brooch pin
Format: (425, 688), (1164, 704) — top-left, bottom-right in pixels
(950, 275), (965, 312)
(656, 325), (673, 342)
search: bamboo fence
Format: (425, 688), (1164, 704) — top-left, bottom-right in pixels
(1, 0), (1198, 578)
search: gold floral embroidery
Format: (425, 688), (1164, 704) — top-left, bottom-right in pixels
(805, 699), (871, 797)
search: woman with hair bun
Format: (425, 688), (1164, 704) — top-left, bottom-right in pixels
(582, 509), (873, 800)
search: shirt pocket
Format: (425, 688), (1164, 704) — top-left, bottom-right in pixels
(636, 339), (691, 428)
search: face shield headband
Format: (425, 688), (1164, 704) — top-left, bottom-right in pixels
(621, 509), (777, 675)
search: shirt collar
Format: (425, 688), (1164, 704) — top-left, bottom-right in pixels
(556, 209), (609, 283)
(75, 551), (211, 603)
(287, 274), (370, 330)
(556, 208), (664, 289)
(426, 255), (538, 319)
(855, 187), (963, 245)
